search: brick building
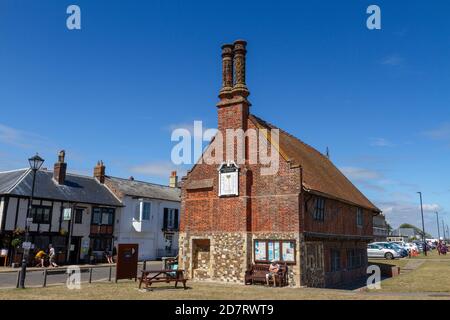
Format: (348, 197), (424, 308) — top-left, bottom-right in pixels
(179, 40), (381, 287)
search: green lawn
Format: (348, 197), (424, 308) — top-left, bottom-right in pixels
(1, 256), (449, 300)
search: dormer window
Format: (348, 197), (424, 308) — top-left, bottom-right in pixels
(218, 161), (239, 197)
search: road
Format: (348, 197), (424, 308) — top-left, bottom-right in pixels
(0, 261), (163, 289)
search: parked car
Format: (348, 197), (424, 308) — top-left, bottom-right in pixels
(389, 242), (409, 257)
(367, 243), (401, 260)
(404, 242), (418, 253)
(372, 242), (407, 258)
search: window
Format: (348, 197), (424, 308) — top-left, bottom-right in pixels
(254, 240), (296, 263)
(31, 205), (51, 224)
(91, 207), (115, 225)
(356, 208), (363, 227)
(218, 162), (239, 196)
(91, 237), (112, 251)
(142, 202), (151, 220)
(163, 208), (179, 230)
(74, 208), (83, 224)
(313, 197), (325, 221)
(330, 249), (341, 272)
(347, 249), (364, 269)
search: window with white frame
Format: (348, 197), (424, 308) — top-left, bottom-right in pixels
(141, 202), (151, 220)
(218, 162), (239, 197)
(163, 208), (179, 231)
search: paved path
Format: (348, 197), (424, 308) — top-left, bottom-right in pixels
(0, 261), (163, 289)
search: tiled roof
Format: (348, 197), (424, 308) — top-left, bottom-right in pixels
(250, 114), (380, 212)
(0, 169), (122, 206)
(105, 176), (181, 202)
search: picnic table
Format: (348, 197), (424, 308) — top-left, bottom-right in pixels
(138, 269), (188, 290)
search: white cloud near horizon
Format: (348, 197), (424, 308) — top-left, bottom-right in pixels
(130, 161), (187, 178)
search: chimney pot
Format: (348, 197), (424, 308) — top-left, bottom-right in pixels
(232, 40), (249, 97)
(169, 171), (178, 188)
(94, 160), (106, 184)
(53, 150), (67, 185)
(219, 44), (234, 98)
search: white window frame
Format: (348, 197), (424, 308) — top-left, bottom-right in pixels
(166, 208), (176, 229)
(138, 201), (151, 221)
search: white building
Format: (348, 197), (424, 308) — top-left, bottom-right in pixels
(105, 172), (181, 260)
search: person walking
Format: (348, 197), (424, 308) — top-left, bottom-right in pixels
(48, 244), (58, 267)
(34, 249), (46, 267)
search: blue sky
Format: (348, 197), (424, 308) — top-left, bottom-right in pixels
(0, 0), (449, 235)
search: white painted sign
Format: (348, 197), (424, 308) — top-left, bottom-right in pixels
(22, 242), (32, 250)
(63, 208), (72, 221)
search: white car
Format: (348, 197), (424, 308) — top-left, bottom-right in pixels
(404, 242), (418, 252)
(367, 243), (401, 259)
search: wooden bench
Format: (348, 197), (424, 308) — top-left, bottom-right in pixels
(138, 269), (188, 290)
(245, 263), (288, 287)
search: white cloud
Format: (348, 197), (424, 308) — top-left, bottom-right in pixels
(422, 123), (450, 146)
(0, 123), (46, 149)
(378, 200), (444, 234)
(370, 138), (394, 147)
(340, 167), (382, 181)
(380, 54), (404, 66)
(130, 161), (186, 178)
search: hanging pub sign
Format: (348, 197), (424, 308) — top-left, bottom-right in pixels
(63, 208), (72, 221)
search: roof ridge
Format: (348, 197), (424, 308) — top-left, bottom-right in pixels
(107, 175), (177, 189)
(0, 168), (29, 174)
(5, 168), (31, 194)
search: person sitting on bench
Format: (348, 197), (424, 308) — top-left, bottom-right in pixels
(266, 260), (280, 286)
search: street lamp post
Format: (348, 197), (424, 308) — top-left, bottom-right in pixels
(417, 192), (427, 256)
(442, 220), (446, 241)
(19, 154), (44, 289)
(436, 211), (440, 240)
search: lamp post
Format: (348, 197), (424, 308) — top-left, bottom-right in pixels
(436, 211), (440, 240)
(19, 154), (44, 289)
(417, 192), (427, 256)
(442, 220), (446, 241)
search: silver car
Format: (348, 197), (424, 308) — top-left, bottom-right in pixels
(367, 243), (401, 259)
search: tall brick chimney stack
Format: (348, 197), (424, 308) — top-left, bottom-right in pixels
(231, 40), (249, 97)
(94, 161), (106, 184)
(53, 150), (67, 185)
(169, 171), (178, 188)
(217, 40), (251, 134)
